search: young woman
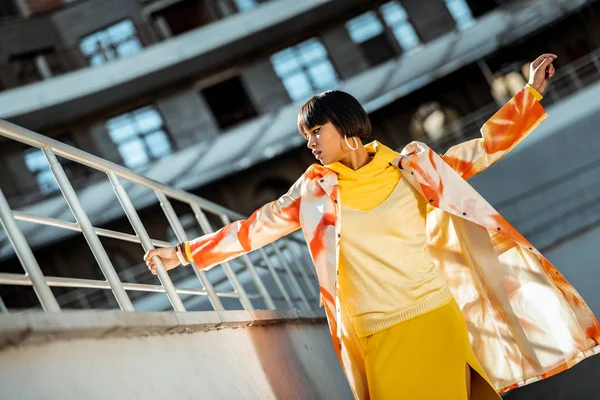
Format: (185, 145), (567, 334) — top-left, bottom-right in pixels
(144, 53), (600, 400)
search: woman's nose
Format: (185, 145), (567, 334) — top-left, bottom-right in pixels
(306, 136), (316, 148)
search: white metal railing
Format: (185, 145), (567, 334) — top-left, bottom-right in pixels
(0, 120), (319, 313)
(429, 47), (600, 152)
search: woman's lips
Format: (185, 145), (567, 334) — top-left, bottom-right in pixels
(313, 150), (322, 160)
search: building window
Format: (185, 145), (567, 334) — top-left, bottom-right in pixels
(201, 76), (258, 130)
(346, 11), (396, 66)
(443, 0), (475, 31)
(233, 0), (270, 12)
(8, 53), (42, 86)
(23, 136), (82, 194)
(8, 48), (64, 86)
(24, 149), (59, 194)
(80, 19), (143, 66)
(234, 0), (256, 12)
(346, 11), (384, 44)
(106, 106), (172, 169)
(152, 0), (221, 37)
(380, 1), (421, 53)
(271, 38), (340, 102)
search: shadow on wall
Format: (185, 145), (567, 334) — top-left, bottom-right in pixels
(247, 323), (353, 400)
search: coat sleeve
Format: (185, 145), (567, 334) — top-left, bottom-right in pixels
(185, 173), (305, 270)
(441, 86), (547, 180)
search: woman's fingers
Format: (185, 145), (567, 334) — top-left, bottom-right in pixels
(143, 249), (157, 261)
(548, 63), (555, 79)
(532, 53), (557, 68)
(144, 247), (179, 275)
(535, 57), (554, 73)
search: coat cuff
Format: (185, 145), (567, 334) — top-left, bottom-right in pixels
(525, 84), (543, 101)
(184, 241), (193, 264)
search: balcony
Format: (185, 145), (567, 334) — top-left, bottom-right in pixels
(0, 0), (371, 129)
(0, 0), (590, 131)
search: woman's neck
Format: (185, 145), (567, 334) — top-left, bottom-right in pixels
(339, 146), (371, 171)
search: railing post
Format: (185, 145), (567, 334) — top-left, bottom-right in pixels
(271, 242), (311, 310)
(0, 187), (60, 312)
(257, 247), (294, 309)
(44, 148), (137, 311)
(282, 238), (318, 299)
(219, 213), (278, 310)
(0, 295), (8, 314)
(158, 193), (226, 311)
(107, 171), (185, 311)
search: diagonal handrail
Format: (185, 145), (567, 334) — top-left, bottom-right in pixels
(0, 120), (318, 313)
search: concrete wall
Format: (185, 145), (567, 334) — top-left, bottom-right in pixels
(321, 25), (370, 80)
(241, 59), (291, 115)
(157, 90), (220, 146)
(0, 309), (352, 400)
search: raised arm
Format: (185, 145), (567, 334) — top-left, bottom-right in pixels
(442, 54), (556, 180)
(183, 172), (306, 270)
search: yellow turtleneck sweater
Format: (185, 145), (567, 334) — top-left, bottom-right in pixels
(326, 141), (452, 337)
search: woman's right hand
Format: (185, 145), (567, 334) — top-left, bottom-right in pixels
(143, 247), (180, 275)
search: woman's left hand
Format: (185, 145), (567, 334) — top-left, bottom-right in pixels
(528, 53), (557, 94)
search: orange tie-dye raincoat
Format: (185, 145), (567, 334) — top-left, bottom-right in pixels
(188, 87), (600, 399)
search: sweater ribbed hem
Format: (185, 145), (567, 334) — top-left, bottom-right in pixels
(352, 286), (454, 338)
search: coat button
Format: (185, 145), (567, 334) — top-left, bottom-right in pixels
(319, 179), (324, 183)
(337, 233), (341, 238)
(411, 171), (414, 175)
(497, 227), (501, 231)
(462, 212), (466, 216)
(334, 199), (338, 203)
(338, 343), (342, 350)
(429, 199), (433, 203)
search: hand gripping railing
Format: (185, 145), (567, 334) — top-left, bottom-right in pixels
(0, 120), (319, 313)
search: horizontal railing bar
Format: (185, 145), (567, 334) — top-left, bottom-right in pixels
(271, 295), (317, 303)
(0, 273), (241, 298)
(12, 211), (172, 248)
(249, 261), (306, 277)
(175, 287), (235, 298)
(0, 120), (243, 220)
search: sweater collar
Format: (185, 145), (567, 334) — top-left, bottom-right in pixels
(325, 141), (399, 180)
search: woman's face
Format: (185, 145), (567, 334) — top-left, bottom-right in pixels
(304, 122), (349, 165)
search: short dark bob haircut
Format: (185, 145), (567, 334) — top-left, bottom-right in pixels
(298, 90), (372, 140)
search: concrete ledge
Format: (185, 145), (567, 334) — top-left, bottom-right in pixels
(0, 308), (326, 350)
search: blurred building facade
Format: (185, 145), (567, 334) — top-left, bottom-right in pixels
(1, 0), (600, 310)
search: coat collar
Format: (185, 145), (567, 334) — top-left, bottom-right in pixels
(310, 141), (426, 197)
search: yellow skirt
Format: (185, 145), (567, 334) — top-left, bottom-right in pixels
(357, 297), (501, 400)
